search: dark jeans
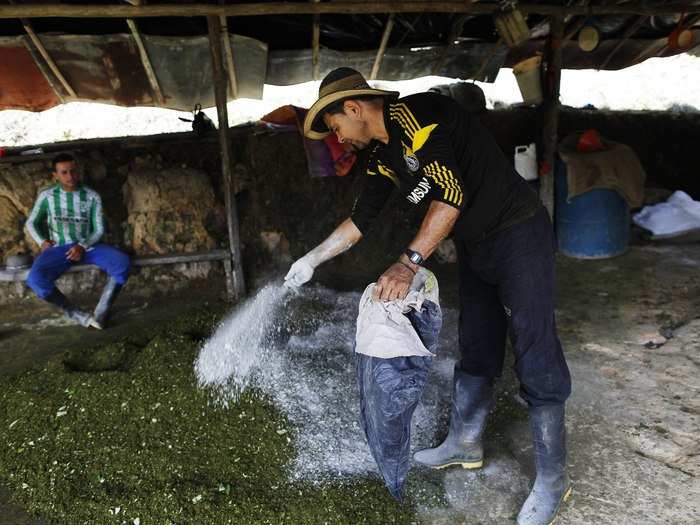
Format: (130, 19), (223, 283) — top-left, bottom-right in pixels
(455, 207), (571, 407)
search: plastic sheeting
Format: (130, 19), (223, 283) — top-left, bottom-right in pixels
(267, 42), (507, 86)
(633, 190), (700, 237)
(0, 33), (268, 111)
(356, 269), (442, 500)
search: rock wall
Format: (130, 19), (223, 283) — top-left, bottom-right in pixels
(0, 161), (54, 256)
(1, 108), (698, 304)
(122, 161), (224, 254)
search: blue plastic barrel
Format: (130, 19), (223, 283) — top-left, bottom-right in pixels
(555, 160), (630, 259)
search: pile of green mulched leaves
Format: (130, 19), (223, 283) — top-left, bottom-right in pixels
(0, 310), (415, 524)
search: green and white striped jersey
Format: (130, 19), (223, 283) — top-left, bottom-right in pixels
(26, 184), (104, 247)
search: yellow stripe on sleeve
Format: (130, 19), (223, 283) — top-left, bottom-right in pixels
(395, 103), (421, 133)
(423, 161), (463, 206)
(389, 109), (416, 140)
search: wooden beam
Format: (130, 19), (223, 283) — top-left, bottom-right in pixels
(563, 16), (588, 42)
(311, 0), (321, 80)
(2, 2), (699, 20)
(562, 0), (590, 41)
(471, 38), (502, 81)
(370, 13), (395, 80)
(126, 18), (165, 105)
(20, 18), (76, 98)
(539, 15), (564, 220)
(630, 12), (700, 63)
(432, 13), (469, 75)
(599, 15), (649, 69)
(219, 15), (239, 99)
(207, 14), (246, 301)
(21, 37), (65, 103)
(133, 249), (229, 266)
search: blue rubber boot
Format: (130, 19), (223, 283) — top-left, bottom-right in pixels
(517, 404), (572, 525)
(413, 368), (493, 469)
(90, 277), (123, 330)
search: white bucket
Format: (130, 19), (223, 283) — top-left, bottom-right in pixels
(514, 143), (538, 181)
(512, 56), (543, 106)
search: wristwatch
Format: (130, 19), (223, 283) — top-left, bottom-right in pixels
(404, 248), (424, 266)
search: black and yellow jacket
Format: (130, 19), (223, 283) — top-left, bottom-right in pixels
(350, 92), (541, 246)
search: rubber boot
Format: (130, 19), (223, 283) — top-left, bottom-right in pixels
(89, 278), (123, 330)
(517, 404), (572, 525)
(44, 288), (93, 327)
(413, 368), (493, 469)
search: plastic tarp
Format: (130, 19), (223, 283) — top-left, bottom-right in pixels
(355, 269), (442, 500)
(266, 42), (506, 86)
(0, 33), (267, 111)
(0, 37), (60, 111)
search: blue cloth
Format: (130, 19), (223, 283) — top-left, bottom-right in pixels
(356, 299), (442, 501)
(27, 242), (130, 299)
(455, 206), (571, 407)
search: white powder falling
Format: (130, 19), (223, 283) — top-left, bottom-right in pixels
(194, 284), (460, 481)
(194, 283), (288, 402)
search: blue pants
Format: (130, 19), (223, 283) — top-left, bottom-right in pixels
(27, 243), (130, 299)
(455, 207), (571, 407)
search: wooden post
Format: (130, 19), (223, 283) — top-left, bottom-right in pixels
(311, 0), (321, 80)
(539, 15), (563, 220)
(370, 13), (395, 80)
(219, 15), (239, 99)
(207, 14), (246, 301)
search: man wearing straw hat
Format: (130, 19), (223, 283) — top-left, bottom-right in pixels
(285, 67), (571, 525)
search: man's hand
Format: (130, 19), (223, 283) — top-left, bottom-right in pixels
(284, 256), (315, 288)
(66, 244), (85, 262)
(373, 262), (415, 301)
(40, 240), (55, 252)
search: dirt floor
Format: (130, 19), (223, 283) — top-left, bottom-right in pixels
(0, 240), (698, 524)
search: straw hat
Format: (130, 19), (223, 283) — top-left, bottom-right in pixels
(303, 67), (398, 140)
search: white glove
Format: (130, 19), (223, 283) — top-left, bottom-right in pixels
(284, 256), (315, 288)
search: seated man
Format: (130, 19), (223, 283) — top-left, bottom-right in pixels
(25, 153), (130, 329)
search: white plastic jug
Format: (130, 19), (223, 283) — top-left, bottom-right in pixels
(514, 143), (537, 181)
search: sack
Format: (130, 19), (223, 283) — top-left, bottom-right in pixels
(355, 268), (442, 500)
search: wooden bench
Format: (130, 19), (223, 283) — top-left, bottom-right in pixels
(0, 249), (230, 282)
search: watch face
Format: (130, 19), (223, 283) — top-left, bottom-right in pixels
(406, 249), (423, 265)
